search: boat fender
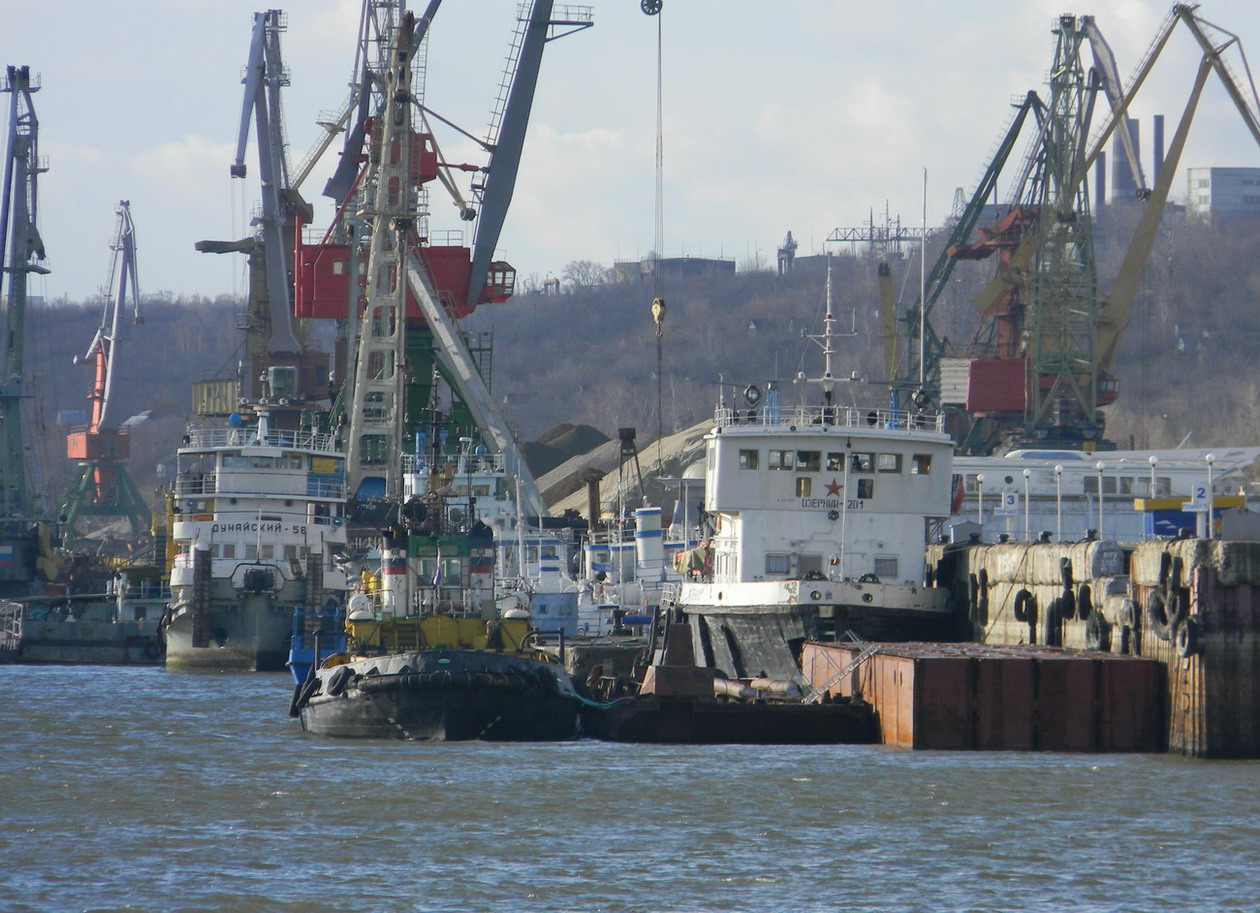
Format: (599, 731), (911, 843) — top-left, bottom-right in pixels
(1169, 555), (1185, 593)
(1157, 551), (1172, 589)
(325, 665), (354, 697)
(1085, 610), (1111, 651)
(1175, 615), (1202, 657)
(967, 573), (979, 613)
(1146, 590), (1175, 641)
(288, 681), (304, 718)
(1118, 624), (1132, 655)
(1076, 584), (1093, 621)
(290, 675), (320, 715)
(1058, 588), (1076, 621)
(143, 640), (162, 660)
(1060, 557), (1074, 590)
(1047, 596), (1065, 624)
(1120, 597), (1138, 629)
(1013, 589), (1035, 623)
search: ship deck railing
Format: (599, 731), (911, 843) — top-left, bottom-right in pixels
(714, 404), (946, 434)
(401, 451), (507, 475)
(173, 474), (347, 499)
(182, 427), (342, 453)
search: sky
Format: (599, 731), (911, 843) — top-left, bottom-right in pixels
(4, 0), (1260, 303)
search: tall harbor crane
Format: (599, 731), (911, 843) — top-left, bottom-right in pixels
(0, 65), (51, 593)
(196, 8), (327, 413)
(895, 6), (1260, 455)
(59, 201), (150, 551)
(298, 0), (590, 514)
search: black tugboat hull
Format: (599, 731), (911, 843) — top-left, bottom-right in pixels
(580, 696), (878, 745)
(297, 650), (580, 741)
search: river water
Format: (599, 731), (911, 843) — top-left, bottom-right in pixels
(1, 665), (1256, 913)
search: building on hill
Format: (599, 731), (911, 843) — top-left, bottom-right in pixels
(1187, 167), (1260, 222)
(612, 256), (736, 284)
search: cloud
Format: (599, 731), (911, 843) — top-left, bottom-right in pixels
(131, 136), (236, 203)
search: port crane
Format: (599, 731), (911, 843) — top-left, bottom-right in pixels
(196, 8), (327, 413)
(298, 0), (590, 515)
(0, 65), (51, 593)
(894, 6), (1260, 455)
(58, 201), (151, 551)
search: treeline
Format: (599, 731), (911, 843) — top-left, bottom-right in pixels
(23, 209), (1260, 519)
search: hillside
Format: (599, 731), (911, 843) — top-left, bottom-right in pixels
(21, 207), (1260, 523)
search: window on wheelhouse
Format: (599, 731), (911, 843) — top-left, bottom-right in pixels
(911, 454), (933, 474)
(765, 553), (791, 575)
(877, 453), (902, 473)
(851, 452), (873, 472)
(796, 451), (820, 472)
(856, 478), (874, 499)
(769, 450), (795, 470)
(738, 449), (760, 470)
(796, 477), (812, 497)
(826, 452), (844, 471)
(873, 556), (898, 579)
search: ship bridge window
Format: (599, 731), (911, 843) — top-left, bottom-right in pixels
(798, 554), (823, 576)
(877, 453), (902, 473)
(738, 449), (760, 470)
(873, 556), (898, 579)
(826, 452), (844, 472)
(911, 454), (933, 475)
(769, 450), (795, 470)
(796, 451), (820, 472)
(765, 553), (791, 575)
(796, 477), (812, 497)
(856, 478), (874, 499)
(249, 456), (275, 469)
(222, 544), (236, 560)
(260, 544), (274, 560)
(851, 453), (874, 473)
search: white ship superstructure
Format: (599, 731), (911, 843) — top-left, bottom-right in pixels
(164, 405), (348, 670)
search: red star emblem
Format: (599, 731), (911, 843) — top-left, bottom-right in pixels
(825, 478), (843, 496)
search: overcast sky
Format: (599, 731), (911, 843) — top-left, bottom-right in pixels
(5, 0), (1260, 303)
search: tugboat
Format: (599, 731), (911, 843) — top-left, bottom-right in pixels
(292, 516), (580, 741)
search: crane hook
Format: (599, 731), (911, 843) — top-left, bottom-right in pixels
(641, 0), (662, 15)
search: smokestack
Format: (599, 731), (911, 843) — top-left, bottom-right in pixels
(1095, 150), (1107, 209)
(1153, 114), (1165, 180)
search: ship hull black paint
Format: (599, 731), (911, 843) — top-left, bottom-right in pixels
(298, 650), (580, 741)
(580, 696), (878, 745)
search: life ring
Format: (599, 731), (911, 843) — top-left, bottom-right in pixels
(1075, 584), (1093, 621)
(1013, 589), (1035, 623)
(1175, 615), (1202, 657)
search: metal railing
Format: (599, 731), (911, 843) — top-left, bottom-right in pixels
(182, 427), (341, 453)
(715, 404), (946, 434)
